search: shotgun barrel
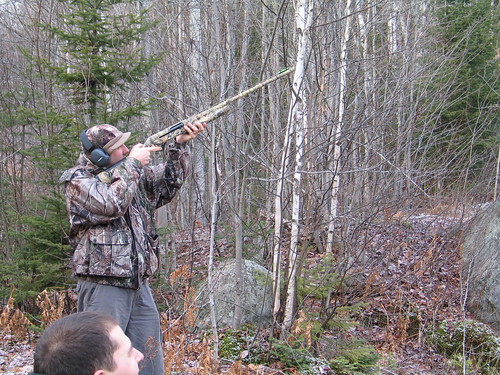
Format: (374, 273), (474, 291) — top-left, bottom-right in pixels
(143, 67), (295, 146)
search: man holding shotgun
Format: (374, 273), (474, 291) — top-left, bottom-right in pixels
(59, 121), (205, 375)
(58, 67), (292, 375)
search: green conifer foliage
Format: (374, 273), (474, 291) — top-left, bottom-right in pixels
(45, 0), (161, 124)
(425, 0), (499, 191)
(0, 0), (160, 305)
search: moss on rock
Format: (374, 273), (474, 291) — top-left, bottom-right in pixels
(429, 319), (499, 374)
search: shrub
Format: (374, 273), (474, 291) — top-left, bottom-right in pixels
(329, 340), (380, 375)
(268, 337), (333, 375)
(429, 319), (500, 375)
(219, 326), (267, 364)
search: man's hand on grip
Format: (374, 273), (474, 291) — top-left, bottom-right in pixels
(129, 144), (162, 166)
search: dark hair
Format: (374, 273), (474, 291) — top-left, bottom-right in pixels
(33, 312), (119, 375)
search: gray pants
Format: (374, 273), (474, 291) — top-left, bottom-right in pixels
(76, 279), (164, 375)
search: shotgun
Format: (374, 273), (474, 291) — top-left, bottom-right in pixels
(143, 67), (295, 147)
(97, 68), (294, 183)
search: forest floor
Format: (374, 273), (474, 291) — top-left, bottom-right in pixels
(0, 205), (490, 374)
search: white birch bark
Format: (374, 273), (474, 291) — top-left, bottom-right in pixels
(282, 0), (314, 333)
(388, 0), (399, 54)
(325, 0), (353, 255)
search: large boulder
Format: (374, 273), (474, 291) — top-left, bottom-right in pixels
(196, 258), (273, 329)
(461, 201), (500, 332)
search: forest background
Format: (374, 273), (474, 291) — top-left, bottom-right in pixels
(0, 0), (498, 374)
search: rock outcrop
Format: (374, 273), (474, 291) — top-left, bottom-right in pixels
(461, 201), (500, 332)
(196, 258), (273, 329)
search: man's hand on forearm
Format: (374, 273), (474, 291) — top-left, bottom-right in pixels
(175, 121), (206, 143)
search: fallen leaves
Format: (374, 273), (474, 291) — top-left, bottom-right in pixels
(0, 212), (476, 374)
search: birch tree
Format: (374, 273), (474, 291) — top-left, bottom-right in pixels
(281, 0), (314, 334)
(325, 0), (353, 256)
(270, 0), (295, 328)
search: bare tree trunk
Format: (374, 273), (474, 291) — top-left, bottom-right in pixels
(326, 0), (352, 255)
(282, 0), (314, 334)
(189, 0), (208, 227)
(208, 116), (220, 366)
(231, 0), (251, 330)
(267, 0), (293, 329)
(494, 145), (500, 201)
(272, 121), (291, 328)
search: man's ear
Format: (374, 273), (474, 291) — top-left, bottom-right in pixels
(94, 370), (106, 375)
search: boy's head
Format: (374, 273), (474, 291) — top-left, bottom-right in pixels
(33, 311), (143, 375)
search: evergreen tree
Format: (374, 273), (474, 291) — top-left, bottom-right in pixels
(439, 0), (498, 125)
(46, 0), (161, 124)
(0, 0), (161, 304)
(427, 0), (499, 190)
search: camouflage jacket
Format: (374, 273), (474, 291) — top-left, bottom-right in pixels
(59, 142), (190, 289)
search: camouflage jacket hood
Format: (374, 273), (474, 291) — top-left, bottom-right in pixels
(59, 143), (190, 289)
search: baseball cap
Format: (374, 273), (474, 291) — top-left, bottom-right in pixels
(85, 124), (131, 153)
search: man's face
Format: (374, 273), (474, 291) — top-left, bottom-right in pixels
(107, 325), (144, 375)
(108, 144), (129, 166)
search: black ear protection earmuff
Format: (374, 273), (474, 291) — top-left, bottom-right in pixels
(80, 130), (110, 167)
